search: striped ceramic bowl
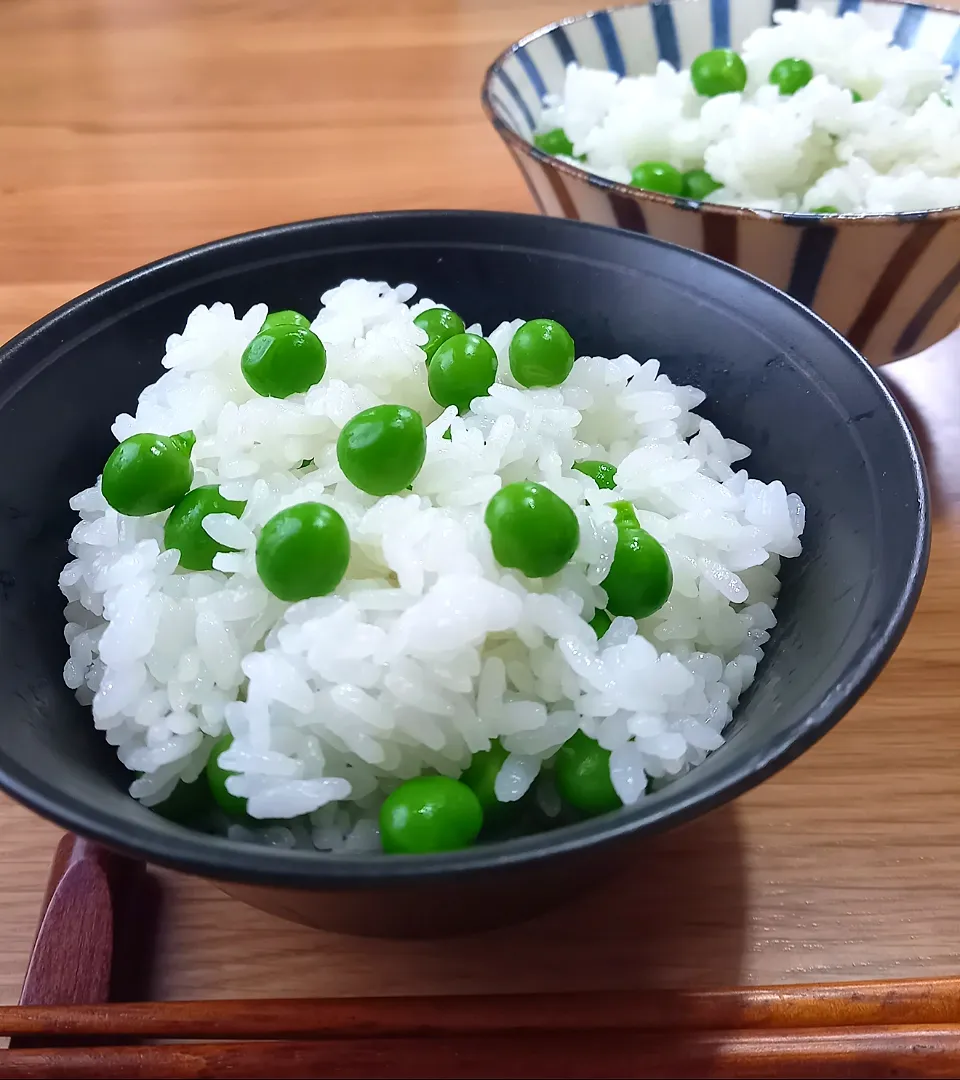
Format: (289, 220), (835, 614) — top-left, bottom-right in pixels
(482, 0), (960, 365)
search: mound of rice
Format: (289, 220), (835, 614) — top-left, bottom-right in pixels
(60, 279), (804, 853)
(539, 10), (960, 214)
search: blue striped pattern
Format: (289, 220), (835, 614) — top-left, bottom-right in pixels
(786, 225), (838, 308)
(497, 67), (535, 132)
(516, 48), (548, 100)
(890, 3), (926, 48)
(710, 0), (731, 48)
(650, 2), (682, 69)
(489, 92), (517, 126)
(771, 0), (798, 21)
(552, 25), (578, 68)
(490, 1), (959, 132)
(592, 9), (626, 76)
(894, 256), (960, 355)
(496, 0), (956, 98)
(944, 26), (960, 71)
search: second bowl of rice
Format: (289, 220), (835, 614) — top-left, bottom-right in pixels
(482, 0), (960, 365)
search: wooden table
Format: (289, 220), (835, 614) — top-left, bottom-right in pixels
(0, 0), (958, 1007)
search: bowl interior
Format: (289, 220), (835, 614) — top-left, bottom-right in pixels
(0, 211), (926, 887)
(486, 0), (960, 143)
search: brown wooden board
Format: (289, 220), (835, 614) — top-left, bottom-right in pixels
(0, 0), (959, 1004)
(0, 2), (959, 1076)
(1, 1), (960, 1005)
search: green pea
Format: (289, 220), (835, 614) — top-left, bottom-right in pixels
(204, 733), (247, 817)
(101, 431), (195, 517)
(588, 609), (612, 639)
(769, 57), (814, 96)
(241, 324), (327, 399)
(262, 310), (311, 332)
(485, 481), (579, 579)
(256, 502), (350, 602)
(810, 205), (839, 215)
(629, 161), (684, 196)
(690, 48), (747, 97)
(572, 459), (617, 490)
(380, 775), (483, 854)
(554, 730), (621, 815)
(413, 307), (466, 362)
(533, 128), (575, 156)
(163, 485), (247, 571)
(850, 90), (863, 103)
(681, 169), (722, 201)
(460, 739), (511, 819)
(602, 500), (673, 619)
(151, 775), (213, 825)
(509, 318), (576, 388)
(427, 333), (498, 413)
(336, 404), (426, 496)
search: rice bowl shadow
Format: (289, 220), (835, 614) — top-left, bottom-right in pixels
(456, 802), (748, 993)
(214, 802), (745, 1004)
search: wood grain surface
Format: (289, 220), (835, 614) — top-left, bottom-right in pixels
(0, 0), (958, 1007)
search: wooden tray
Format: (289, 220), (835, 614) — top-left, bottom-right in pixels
(1, 833), (959, 1079)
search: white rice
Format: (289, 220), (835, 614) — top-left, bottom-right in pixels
(60, 278), (804, 853)
(539, 10), (960, 214)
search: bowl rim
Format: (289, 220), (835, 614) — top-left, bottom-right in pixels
(480, 0), (960, 224)
(0, 209), (931, 889)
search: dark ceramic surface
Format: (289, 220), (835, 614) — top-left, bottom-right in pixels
(0, 211), (928, 932)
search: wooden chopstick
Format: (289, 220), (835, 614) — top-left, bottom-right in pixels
(12, 835), (152, 1053)
(1, 977), (960, 1040)
(3, 1027), (960, 1079)
(17, 835), (151, 1012)
(17, 836), (117, 1009)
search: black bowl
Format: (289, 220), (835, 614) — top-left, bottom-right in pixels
(0, 211), (928, 936)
